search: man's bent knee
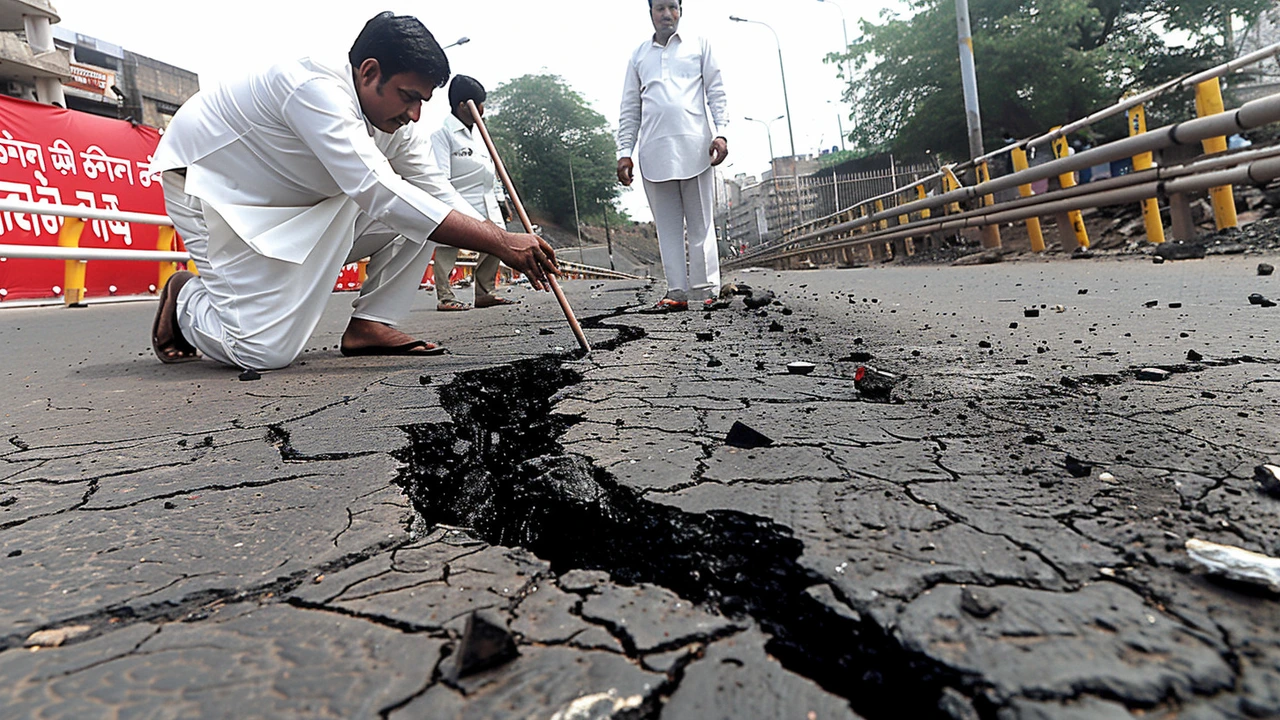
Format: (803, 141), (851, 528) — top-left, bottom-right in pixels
(224, 336), (305, 371)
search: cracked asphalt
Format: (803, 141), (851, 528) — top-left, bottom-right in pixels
(1, 251), (1278, 719)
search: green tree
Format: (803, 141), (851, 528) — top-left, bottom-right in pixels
(833, 0), (1272, 160)
(486, 74), (620, 227)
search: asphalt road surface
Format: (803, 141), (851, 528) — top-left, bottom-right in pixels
(1, 250), (1277, 719)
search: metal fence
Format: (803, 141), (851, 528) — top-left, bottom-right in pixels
(0, 198), (636, 308)
(800, 163), (938, 222)
(726, 41), (1280, 270)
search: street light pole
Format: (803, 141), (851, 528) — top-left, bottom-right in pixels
(731, 16), (804, 230)
(744, 114), (788, 239)
(729, 17), (796, 160)
(743, 115), (782, 172)
(816, 0), (850, 82)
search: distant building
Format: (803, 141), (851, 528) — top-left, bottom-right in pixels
(0, 0), (69, 106)
(0, 0), (197, 128)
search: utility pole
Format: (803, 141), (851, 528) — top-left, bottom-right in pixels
(568, 152), (584, 262)
(955, 0), (1002, 249)
(602, 206), (615, 271)
(955, 0), (983, 161)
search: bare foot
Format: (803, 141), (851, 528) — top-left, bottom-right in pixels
(340, 318), (443, 356)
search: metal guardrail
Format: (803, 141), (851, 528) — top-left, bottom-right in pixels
(0, 198), (637, 307)
(556, 260), (644, 280)
(729, 43), (1280, 269)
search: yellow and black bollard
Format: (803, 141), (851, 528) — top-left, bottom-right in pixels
(1126, 103), (1165, 244)
(58, 217), (87, 306)
(1050, 129), (1090, 250)
(1010, 147), (1046, 252)
(1194, 78), (1238, 231)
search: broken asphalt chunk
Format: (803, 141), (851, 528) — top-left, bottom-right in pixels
(742, 290), (775, 309)
(1260, 263), (1275, 276)
(1064, 455), (1093, 478)
(447, 609), (519, 682)
(238, 369), (261, 382)
(1023, 308), (1040, 318)
(1249, 293), (1266, 306)
(1186, 538), (1280, 594)
(725, 421), (773, 449)
(854, 365), (900, 402)
(695, 331), (713, 341)
(1256, 464), (1280, 498)
(959, 587), (1002, 618)
(1155, 242), (1206, 260)
(1187, 350), (1204, 362)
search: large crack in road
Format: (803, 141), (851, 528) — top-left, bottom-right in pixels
(393, 313), (975, 720)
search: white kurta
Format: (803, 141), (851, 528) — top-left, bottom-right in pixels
(617, 30), (727, 300)
(428, 113), (503, 300)
(152, 55), (482, 263)
(429, 113), (503, 224)
(616, 31), (728, 183)
(151, 56), (484, 370)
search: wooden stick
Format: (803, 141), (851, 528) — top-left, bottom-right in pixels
(466, 100), (590, 353)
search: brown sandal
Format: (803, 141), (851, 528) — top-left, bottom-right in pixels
(152, 271), (200, 363)
(436, 299), (472, 311)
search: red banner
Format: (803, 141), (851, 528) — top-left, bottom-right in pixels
(0, 94), (168, 302)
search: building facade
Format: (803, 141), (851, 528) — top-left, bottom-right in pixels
(0, 1), (197, 128)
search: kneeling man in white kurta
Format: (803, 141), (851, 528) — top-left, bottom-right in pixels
(149, 12), (557, 370)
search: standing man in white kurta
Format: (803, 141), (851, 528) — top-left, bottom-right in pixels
(429, 75), (517, 311)
(149, 12), (557, 370)
(617, 0), (729, 313)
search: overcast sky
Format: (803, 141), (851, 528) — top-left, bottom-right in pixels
(49, 0), (905, 221)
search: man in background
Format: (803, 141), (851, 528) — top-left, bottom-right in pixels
(429, 75), (518, 312)
(617, 0), (729, 313)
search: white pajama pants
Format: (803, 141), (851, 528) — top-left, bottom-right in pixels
(162, 172), (436, 370)
(641, 167), (720, 302)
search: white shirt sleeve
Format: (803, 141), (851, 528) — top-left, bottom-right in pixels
(386, 127), (486, 223)
(617, 48), (642, 160)
(702, 37), (728, 141)
(279, 76), (480, 243)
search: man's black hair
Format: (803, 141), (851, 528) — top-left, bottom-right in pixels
(449, 75), (486, 110)
(349, 12), (450, 89)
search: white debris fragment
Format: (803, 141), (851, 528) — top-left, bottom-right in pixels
(1186, 538), (1280, 593)
(25, 625), (91, 648)
(1098, 472), (1117, 483)
(550, 690), (644, 720)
